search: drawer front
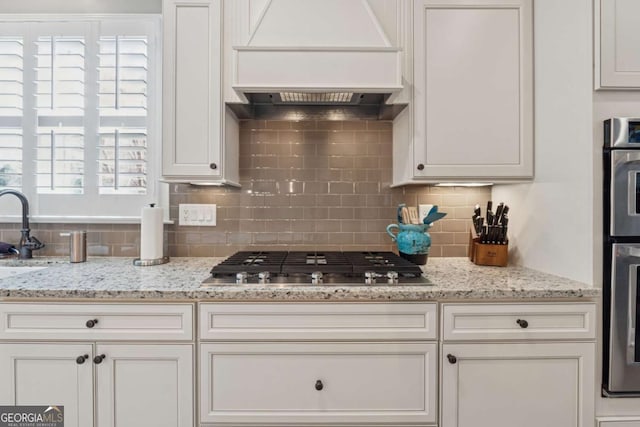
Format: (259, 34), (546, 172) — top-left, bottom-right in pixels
(200, 342), (437, 425)
(442, 303), (596, 341)
(199, 302), (437, 340)
(599, 419), (640, 427)
(0, 303), (194, 341)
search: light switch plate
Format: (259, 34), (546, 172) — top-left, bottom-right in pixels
(179, 204), (216, 226)
(419, 204), (434, 222)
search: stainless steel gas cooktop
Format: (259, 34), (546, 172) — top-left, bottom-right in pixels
(201, 251), (430, 286)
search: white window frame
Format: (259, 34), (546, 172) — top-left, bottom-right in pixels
(0, 14), (167, 224)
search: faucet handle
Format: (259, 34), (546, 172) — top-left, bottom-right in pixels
(25, 236), (44, 250)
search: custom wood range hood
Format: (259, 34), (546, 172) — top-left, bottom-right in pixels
(226, 0), (407, 120)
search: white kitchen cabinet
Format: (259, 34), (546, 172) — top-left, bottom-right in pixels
(200, 342), (437, 425)
(96, 344), (193, 427)
(162, 0), (240, 186)
(0, 343), (194, 427)
(393, 0), (533, 185)
(442, 302), (597, 341)
(199, 302), (437, 340)
(0, 302), (194, 341)
(199, 302), (438, 426)
(597, 0), (640, 89)
(441, 342), (595, 427)
(0, 343), (94, 427)
(0, 303), (195, 427)
(440, 302), (596, 427)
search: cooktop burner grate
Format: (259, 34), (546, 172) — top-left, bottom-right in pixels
(211, 251), (287, 274)
(281, 252), (353, 274)
(345, 251), (423, 275)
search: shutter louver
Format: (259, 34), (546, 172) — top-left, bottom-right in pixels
(97, 35), (148, 195)
(34, 36), (85, 194)
(0, 37), (24, 189)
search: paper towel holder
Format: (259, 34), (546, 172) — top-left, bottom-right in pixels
(134, 203), (170, 267)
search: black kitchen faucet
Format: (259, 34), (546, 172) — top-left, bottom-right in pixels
(0, 189), (45, 259)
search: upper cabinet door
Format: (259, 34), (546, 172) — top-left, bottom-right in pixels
(598, 0), (640, 89)
(162, 0), (223, 180)
(413, 0), (533, 181)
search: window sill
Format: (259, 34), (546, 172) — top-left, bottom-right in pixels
(0, 215), (174, 225)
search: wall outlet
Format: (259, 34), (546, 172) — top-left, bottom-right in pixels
(179, 204), (216, 226)
(419, 204), (434, 222)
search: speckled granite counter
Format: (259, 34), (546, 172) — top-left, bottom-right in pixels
(0, 257), (600, 301)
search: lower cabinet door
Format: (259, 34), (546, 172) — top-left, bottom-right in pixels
(0, 343), (94, 427)
(200, 342), (437, 425)
(441, 342), (595, 427)
(95, 344), (193, 427)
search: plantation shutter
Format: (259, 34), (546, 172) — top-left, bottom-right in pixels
(0, 36), (24, 190)
(0, 18), (160, 219)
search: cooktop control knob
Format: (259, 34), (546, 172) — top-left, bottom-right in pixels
(386, 271), (399, 285)
(311, 271), (323, 285)
(235, 272), (248, 284)
(365, 271), (379, 285)
(258, 271), (270, 284)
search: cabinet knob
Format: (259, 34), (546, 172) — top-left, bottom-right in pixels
(315, 380), (324, 391)
(93, 354), (106, 364)
(516, 319), (529, 328)
(76, 354), (89, 365)
(417, 163), (425, 171)
(209, 163), (218, 170)
(85, 319), (99, 328)
(447, 354), (457, 364)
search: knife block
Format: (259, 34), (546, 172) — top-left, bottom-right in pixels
(469, 230), (508, 267)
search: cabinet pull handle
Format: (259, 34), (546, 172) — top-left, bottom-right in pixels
(516, 319), (529, 328)
(315, 380), (323, 391)
(209, 163), (218, 170)
(417, 163), (425, 171)
(447, 354), (457, 364)
(85, 319), (98, 328)
(93, 354), (106, 364)
(76, 354), (89, 365)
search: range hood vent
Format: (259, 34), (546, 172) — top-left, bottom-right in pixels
(277, 92), (356, 104)
(227, 93), (407, 121)
(228, 0), (405, 120)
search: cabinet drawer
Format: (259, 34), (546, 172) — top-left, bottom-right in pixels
(442, 303), (596, 341)
(0, 303), (193, 341)
(200, 342), (437, 425)
(199, 302), (436, 340)
(598, 418), (640, 427)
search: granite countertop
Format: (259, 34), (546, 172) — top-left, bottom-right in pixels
(0, 257), (600, 301)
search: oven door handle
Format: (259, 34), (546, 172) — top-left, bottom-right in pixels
(630, 263), (638, 364)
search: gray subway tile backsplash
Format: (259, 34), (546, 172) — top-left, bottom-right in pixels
(0, 120), (490, 258)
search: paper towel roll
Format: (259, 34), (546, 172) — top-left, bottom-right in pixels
(140, 204), (164, 260)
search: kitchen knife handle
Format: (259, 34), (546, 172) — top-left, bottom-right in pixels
(516, 319), (529, 328)
(447, 354), (457, 364)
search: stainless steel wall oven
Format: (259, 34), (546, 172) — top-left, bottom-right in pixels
(603, 117), (640, 396)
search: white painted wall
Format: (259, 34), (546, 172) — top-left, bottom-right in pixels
(492, 0), (594, 285)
